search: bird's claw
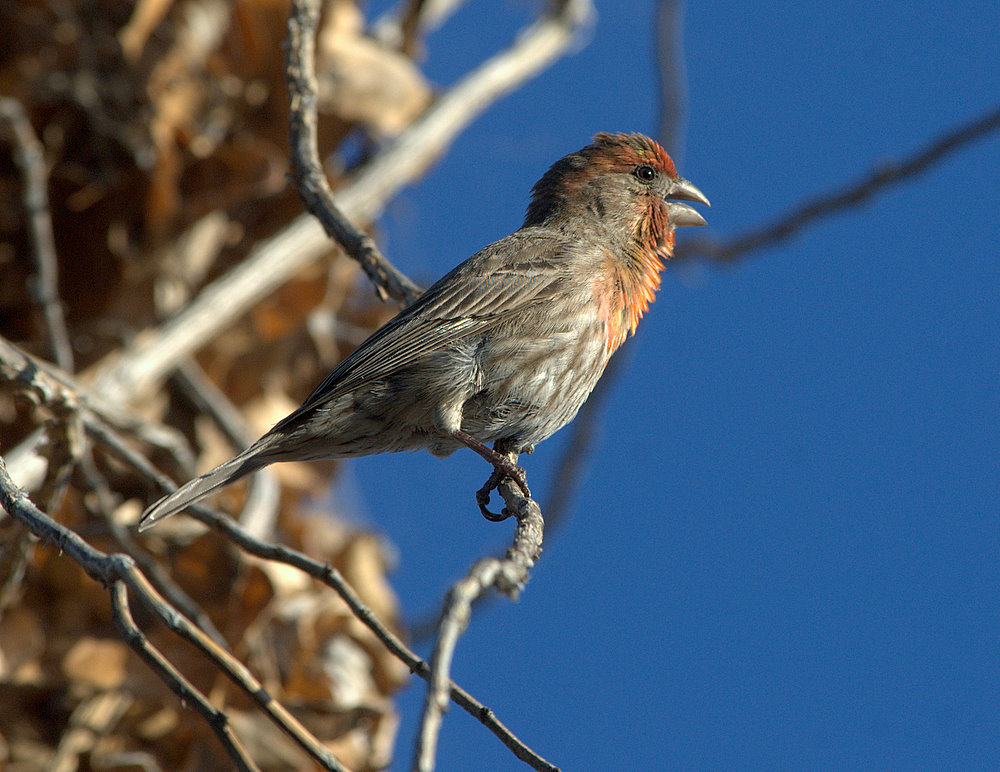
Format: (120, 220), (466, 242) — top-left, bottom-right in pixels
(476, 464), (530, 522)
(476, 468), (509, 521)
(477, 493), (508, 522)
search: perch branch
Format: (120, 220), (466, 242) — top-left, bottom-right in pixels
(414, 481), (546, 772)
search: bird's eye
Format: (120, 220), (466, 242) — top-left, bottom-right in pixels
(633, 164), (656, 181)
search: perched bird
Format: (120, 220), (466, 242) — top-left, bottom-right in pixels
(140, 132), (708, 530)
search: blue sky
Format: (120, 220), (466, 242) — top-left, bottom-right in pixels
(347, 2), (1000, 768)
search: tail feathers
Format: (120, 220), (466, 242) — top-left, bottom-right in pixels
(138, 444), (270, 532)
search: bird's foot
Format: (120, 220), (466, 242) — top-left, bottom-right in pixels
(451, 431), (531, 521)
(475, 463), (530, 522)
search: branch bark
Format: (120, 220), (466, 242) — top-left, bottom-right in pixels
(414, 483), (549, 772)
(0, 97), (74, 372)
(287, 0), (422, 308)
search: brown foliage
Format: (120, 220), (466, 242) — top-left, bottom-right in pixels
(0, 1), (423, 769)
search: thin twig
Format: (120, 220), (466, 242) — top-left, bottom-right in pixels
(76, 425), (343, 769)
(77, 447), (230, 647)
(109, 581), (259, 772)
(0, 456), (255, 769)
(0, 345), (340, 767)
(287, 0), (422, 307)
(0, 335), (194, 490)
(0, 97), (74, 372)
(414, 482), (546, 772)
(122, 562), (349, 772)
(678, 104), (1000, 263)
(33, 398), (83, 516)
(172, 360), (251, 449)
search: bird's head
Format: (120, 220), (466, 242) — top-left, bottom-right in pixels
(523, 132), (709, 248)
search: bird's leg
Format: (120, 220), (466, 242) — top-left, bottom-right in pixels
(451, 431), (530, 521)
(451, 430), (529, 494)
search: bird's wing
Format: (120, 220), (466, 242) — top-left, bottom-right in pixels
(293, 229), (572, 413)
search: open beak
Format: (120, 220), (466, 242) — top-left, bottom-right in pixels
(665, 177), (710, 228)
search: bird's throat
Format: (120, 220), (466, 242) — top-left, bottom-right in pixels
(596, 231), (671, 355)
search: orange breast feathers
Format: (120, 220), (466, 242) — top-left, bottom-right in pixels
(593, 203), (674, 354)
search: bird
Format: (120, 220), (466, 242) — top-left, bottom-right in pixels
(139, 132), (708, 530)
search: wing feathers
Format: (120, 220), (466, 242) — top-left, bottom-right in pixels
(297, 230), (572, 412)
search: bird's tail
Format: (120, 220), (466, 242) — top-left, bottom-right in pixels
(138, 436), (277, 532)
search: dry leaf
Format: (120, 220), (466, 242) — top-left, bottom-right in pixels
(62, 638), (129, 691)
(0, 606), (44, 685)
(316, 0), (432, 135)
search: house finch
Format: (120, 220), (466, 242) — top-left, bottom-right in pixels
(140, 132), (708, 529)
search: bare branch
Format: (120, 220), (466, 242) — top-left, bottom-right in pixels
(109, 582), (260, 772)
(200, 506), (559, 770)
(124, 562), (350, 771)
(200, 503), (559, 770)
(77, 445), (230, 648)
(0, 340), (226, 647)
(414, 482), (548, 772)
(45, 386), (554, 770)
(1, 335), (194, 488)
(93, 419), (559, 772)
(1, 463), (250, 763)
(0, 97), (74, 372)
(4, 444), (264, 770)
(287, 0), (422, 307)
(678, 104), (1000, 263)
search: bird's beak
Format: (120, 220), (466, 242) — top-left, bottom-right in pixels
(665, 177), (710, 228)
